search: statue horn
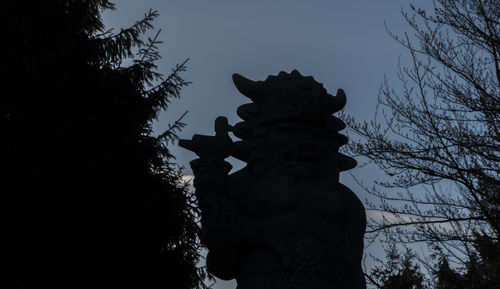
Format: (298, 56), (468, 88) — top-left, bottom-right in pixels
(232, 73), (263, 101)
(329, 89), (347, 112)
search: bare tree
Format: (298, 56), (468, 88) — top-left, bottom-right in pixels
(343, 0), (499, 285)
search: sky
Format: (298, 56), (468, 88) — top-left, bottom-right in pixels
(102, 1), (434, 288)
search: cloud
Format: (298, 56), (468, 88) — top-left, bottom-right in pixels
(365, 210), (418, 224)
(182, 174), (194, 187)
(365, 209), (462, 233)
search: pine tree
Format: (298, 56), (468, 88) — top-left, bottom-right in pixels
(434, 237), (500, 289)
(435, 258), (461, 289)
(367, 239), (428, 289)
(1, 1), (204, 288)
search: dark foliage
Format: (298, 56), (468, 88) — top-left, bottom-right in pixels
(367, 241), (427, 289)
(434, 236), (500, 289)
(367, 235), (499, 289)
(1, 1), (204, 288)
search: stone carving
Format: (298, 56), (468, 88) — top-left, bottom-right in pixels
(179, 70), (366, 289)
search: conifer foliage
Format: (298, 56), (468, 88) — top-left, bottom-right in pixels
(2, 1), (204, 288)
(367, 242), (427, 289)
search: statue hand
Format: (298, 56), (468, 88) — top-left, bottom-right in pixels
(178, 116), (233, 159)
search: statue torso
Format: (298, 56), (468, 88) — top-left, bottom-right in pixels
(228, 168), (364, 226)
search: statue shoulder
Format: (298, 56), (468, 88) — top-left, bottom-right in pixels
(336, 183), (366, 225)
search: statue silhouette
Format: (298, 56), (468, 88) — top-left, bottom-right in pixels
(179, 70), (366, 289)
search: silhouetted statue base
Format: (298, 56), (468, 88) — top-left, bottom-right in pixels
(179, 70), (366, 289)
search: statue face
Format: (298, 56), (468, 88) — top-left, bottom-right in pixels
(249, 119), (339, 182)
(230, 71), (356, 179)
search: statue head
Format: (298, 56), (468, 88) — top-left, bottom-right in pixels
(230, 70), (356, 182)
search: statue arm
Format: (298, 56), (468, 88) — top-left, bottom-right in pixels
(201, 188), (292, 279)
(202, 193), (291, 269)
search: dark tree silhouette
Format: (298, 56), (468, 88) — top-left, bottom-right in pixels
(367, 239), (427, 289)
(1, 1), (205, 288)
(433, 236), (500, 289)
(342, 0), (499, 288)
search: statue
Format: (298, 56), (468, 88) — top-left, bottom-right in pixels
(179, 70), (366, 289)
